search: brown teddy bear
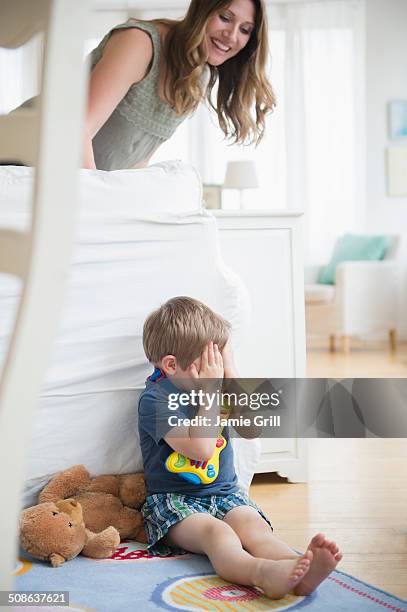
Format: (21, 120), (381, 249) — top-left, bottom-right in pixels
(20, 499), (121, 567)
(20, 464), (147, 566)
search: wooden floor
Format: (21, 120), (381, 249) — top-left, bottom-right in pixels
(250, 345), (407, 600)
(307, 340), (407, 378)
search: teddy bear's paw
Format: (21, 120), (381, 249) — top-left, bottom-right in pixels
(82, 527), (120, 559)
(49, 553), (66, 568)
(102, 526), (121, 548)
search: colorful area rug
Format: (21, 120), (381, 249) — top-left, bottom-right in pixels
(14, 541), (407, 611)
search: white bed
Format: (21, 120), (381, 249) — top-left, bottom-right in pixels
(0, 160), (257, 507)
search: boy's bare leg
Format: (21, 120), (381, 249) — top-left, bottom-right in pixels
(224, 506), (342, 595)
(224, 506), (299, 560)
(165, 513), (312, 599)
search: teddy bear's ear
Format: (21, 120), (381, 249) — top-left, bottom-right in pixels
(49, 553), (66, 568)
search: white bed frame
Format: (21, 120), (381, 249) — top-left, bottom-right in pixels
(0, 0), (92, 591)
(0, 0), (307, 591)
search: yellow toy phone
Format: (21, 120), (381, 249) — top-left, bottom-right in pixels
(165, 436), (227, 485)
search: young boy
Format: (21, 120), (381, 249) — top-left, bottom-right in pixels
(138, 296), (342, 599)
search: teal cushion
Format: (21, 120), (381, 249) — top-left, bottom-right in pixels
(319, 234), (391, 285)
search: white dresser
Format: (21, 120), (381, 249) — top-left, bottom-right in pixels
(214, 211), (308, 482)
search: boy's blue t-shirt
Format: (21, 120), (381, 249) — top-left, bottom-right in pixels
(138, 370), (238, 497)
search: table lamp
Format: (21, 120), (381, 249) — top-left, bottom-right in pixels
(223, 160), (259, 208)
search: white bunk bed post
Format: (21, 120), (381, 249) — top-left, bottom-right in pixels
(0, 0), (91, 591)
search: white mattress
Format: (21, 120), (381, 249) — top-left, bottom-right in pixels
(0, 161), (259, 506)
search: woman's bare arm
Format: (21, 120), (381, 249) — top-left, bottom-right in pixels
(83, 28), (154, 169)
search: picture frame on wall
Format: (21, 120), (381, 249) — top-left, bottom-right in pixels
(388, 100), (407, 140)
(387, 146), (407, 196)
(203, 184), (222, 209)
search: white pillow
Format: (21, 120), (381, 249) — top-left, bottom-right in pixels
(78, 160), (203, 220)
(0, 160), (203, 231)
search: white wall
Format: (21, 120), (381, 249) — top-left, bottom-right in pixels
(365, 0), (407, 338)
(87, 11), (129, 39)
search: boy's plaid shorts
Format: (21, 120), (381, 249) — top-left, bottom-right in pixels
(141, 489), (272, 556)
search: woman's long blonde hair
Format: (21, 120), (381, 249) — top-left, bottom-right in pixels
(155, 0), (275, 145)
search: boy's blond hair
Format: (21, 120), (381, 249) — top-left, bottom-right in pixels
(143, 296), (231, 370)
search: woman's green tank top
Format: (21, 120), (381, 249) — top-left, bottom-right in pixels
(90, 19), (189, 170)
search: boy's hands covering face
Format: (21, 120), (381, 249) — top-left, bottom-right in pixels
(190, 342), (224, 380)
(221, 338), (238, 378)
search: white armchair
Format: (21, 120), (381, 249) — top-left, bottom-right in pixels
(305, 237), (400, 352)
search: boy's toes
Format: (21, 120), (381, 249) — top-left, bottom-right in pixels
(310, 533), (325, 548)
(292, 569), (306, 580)
(292, 554), (312, 578)
(298, 562), (310, 574)
(296, 560), (310, 573)
(334, 552), (343, 563)
(327, 541), (339, 555)
(324, 540), (337, 553)
(289, 557), (311, 587)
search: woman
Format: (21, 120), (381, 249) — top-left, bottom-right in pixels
(85, 0), (275, 170)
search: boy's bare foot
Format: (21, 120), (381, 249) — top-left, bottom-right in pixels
(255, 551), (313, 599)
(294, 533), (343, 596)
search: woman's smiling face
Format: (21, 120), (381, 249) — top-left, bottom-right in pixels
(205, 0), (256, 66)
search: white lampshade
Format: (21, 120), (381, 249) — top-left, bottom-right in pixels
(223, 160), (259, 190)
